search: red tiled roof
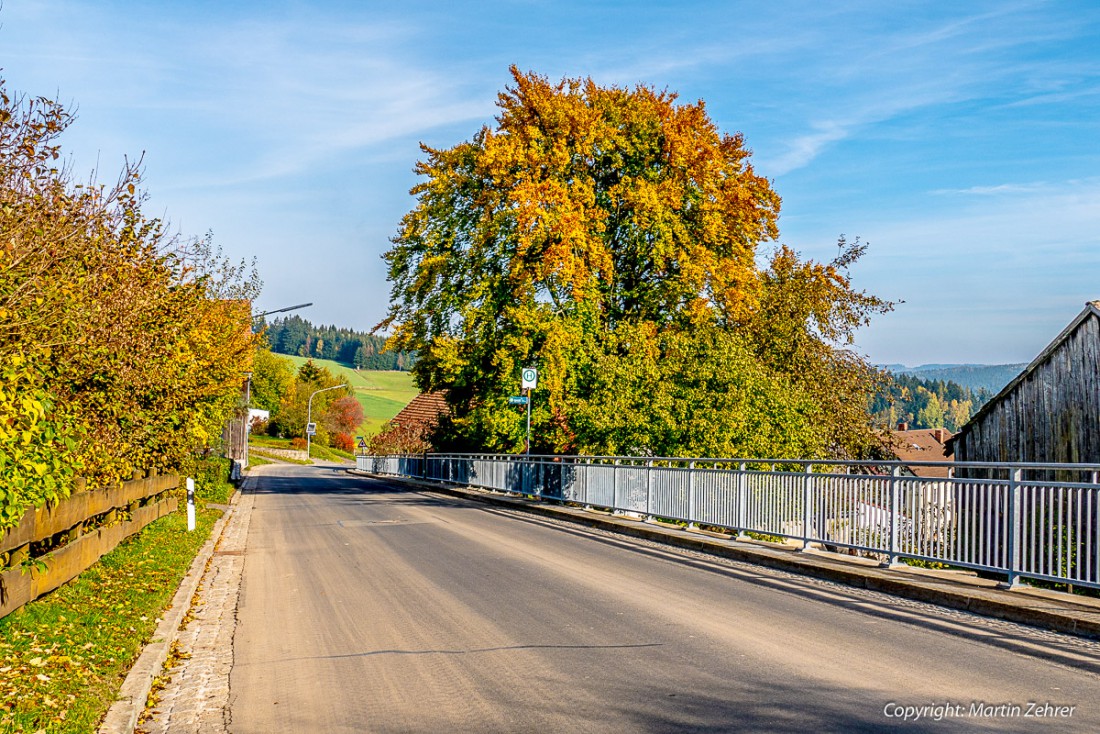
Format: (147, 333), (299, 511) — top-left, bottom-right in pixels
(387, 391), (448, 432)
(889, 428), (954, 478)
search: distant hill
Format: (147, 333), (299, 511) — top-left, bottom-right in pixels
(263, 315), (414, 371)
(880, 363), (1028, 395)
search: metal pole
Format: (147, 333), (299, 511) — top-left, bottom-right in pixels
(1007, 468), (1023, 587)
(526, 387), (532, 455)
(802, 462), (813, 550)
(688, 461), (696, 529)
(738, 461), (748, 536)
(243, 373), (251, 469)
(645, 459), (653, 521)
(888, 465), (901, 565)
(251, 302), (313, 321)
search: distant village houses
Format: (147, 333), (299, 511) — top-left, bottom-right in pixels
(888, 423), (953, 478)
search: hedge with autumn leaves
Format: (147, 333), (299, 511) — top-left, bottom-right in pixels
(0, 80), (258, 531)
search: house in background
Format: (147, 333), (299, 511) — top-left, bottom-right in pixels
(948, 301), (1100, 467)
(888, 423), (954, 478)
(368, 391), (448, 454)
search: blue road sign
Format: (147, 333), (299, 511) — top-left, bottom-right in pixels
(508, 396), (528, 405)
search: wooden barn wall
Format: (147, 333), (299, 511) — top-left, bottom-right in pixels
(955, 314), (1099, 465)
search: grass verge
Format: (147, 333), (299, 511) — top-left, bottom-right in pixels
(248, 449), (311, 466)
(307, 444), (355, 463)
(246, 453), (272, 468)
(248, 437), (354, 464)
(0, 507), (219, 733)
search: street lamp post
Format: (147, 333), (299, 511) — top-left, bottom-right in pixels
(251, 302), (313, 322)
(306, 384), (346, 461)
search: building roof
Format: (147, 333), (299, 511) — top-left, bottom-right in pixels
(888, 428), (954, 477)
(386, 391), (448, 432)
(948, 300), (1100, 451)
(367, 391), (449, 454)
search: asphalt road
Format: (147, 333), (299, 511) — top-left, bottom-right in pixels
(229, 464), (1100, 733)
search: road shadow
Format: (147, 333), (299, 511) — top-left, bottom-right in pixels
(493, 509), (1100, 675)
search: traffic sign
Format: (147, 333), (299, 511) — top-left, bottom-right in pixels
(357, 437), (368, 449)
(306, 422), (317, 436)
(521, 367), (538, 390)
(508, 396), (528, 405)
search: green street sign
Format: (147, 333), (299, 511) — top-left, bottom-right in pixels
(508, 396), (528, 405)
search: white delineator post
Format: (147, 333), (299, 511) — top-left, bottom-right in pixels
(186, 477), (196, 532)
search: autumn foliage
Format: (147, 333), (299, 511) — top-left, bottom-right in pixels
(0, 79), (258, 528)
(380, 68), (891, 459)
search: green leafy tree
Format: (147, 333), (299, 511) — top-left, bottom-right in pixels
(296, 359), (326, 385)
(250, 345), (296, 412)
(569, 324), (823, 457)
(915, 389), (946, 430)
(380, 68), (890, 458)
(268, 362), (351, 443)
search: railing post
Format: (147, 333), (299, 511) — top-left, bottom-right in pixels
(802, 463), (813, 550)
(645, 459), (653, 520)
(888, 466), (901, 566)
(584, 461), (591, 510)
(687, 461), (696, 529)
(613, 458), (620, 513)
(737, 462), (747, 537)
(1006, 467), (1023, 588)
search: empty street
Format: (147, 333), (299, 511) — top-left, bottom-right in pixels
(229, 464), (1100, 733)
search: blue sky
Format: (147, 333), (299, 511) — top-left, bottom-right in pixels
(2, 1), (1098, 365)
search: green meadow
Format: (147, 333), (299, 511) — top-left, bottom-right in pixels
(280, 355), (419, 437)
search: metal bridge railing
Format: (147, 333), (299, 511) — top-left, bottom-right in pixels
(356, 453), (1100, 591)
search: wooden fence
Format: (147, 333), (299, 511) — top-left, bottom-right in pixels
(0, 471), (179, 619)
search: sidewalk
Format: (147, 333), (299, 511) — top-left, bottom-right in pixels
(100, 477), (257, 734)
(351, 470), (1100, 641)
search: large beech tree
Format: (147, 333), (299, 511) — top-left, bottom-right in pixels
(380, 68), (890, 458)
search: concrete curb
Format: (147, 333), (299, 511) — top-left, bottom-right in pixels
(350, 470), (1100, 641)
(98, 483), (247, 734)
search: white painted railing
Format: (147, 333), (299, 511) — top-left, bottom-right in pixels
(357, 453), (1100, 591)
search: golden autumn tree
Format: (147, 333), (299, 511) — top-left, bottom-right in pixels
(0, 77), (258, 525)
(380, 68), (890, 458)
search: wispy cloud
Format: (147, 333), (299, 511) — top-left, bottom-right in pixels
(3, 4), (497, 188)
(931, 182), (1052, 196)
(753, 2), (1098, 174)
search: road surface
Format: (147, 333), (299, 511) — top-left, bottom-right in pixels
(229, 463), (1100, 732)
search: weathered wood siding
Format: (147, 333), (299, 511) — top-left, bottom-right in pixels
(955, 310), (1100, 465)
